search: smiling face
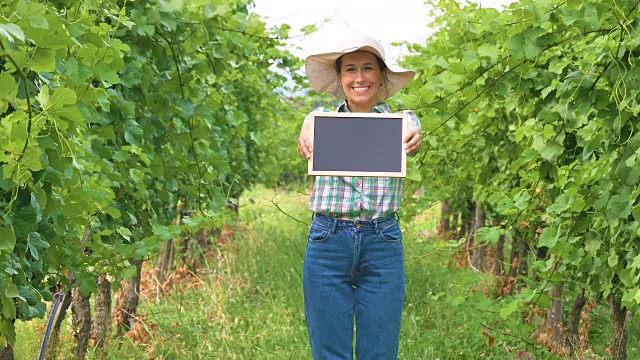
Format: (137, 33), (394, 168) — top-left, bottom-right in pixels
(337, 51), (386, 113)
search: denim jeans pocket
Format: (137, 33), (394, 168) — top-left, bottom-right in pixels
(308, 221), (331, 243)
(377, 221), (402, 243)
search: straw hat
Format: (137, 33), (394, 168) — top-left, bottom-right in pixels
(305, 35), (415, 101)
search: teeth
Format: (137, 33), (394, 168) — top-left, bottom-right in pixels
(353, 87), (369, 91)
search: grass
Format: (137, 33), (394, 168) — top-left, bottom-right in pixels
(15, 185), (640, 359)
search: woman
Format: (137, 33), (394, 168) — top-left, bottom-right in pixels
(297, 35), (421, 360)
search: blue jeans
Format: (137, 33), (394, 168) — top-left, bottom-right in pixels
(303, 213), (405, 360)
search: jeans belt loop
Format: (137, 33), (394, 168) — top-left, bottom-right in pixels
(330, 216), (338, 234)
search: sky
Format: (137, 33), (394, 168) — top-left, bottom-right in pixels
(250, 0), (515, 67)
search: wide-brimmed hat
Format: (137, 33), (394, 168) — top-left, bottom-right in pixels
(305, 35), (415, 101)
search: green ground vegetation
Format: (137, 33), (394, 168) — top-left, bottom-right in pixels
(15, 186), (640, 359)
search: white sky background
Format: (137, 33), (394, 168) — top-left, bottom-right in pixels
(250, 0), (516, 67)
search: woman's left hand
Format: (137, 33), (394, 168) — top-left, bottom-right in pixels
(404, 124), (422, 155)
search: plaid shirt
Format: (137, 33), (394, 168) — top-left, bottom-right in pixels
(304, 102), (421, 220)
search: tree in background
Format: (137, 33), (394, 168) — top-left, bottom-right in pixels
(401, 0), (640, 358)
(0, 0), (307, 356)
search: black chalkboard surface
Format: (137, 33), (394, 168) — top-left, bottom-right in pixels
(308, 112), (407, 177)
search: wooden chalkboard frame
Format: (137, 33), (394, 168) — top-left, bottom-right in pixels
(308, 112), (408, 177)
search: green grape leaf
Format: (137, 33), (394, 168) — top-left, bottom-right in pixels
(584, 235), (601, 255)
(30, 48), (56, 73)
(405, 160), (422, 182)
(77, 271), (98, 297)
(475, 226), (502, 244)
(17, 1), (48, 27)
(300, 24), (318, 35)
(117, 227), (133, 241)
(514, 190), (531, 210)
(21, 146), (43, 172)
(607, 195), (633, 220)
(134, 244), (148, 258)
(37, 85), (83, 128)
(4, 282), (19, 299)
(608, 251), (619, 267)
(499, 300), (521, 319)
(18, 285), (37, 306)
(159, 0), (184, 12)
(26, 232), (49, 260)
(0, 72), (19, 114)
(633, 203), (640, 222)
(1, 296), (16, 320)
(0, 23), (25, 42)
(0, 318), (16, 346)
(30, 185), (47, 213)
(38, 288), (52, 302)
(0, 228), (16, 253)
(547, 194), (571, 214)
(539, 226), (561, 248)
(12, 206), (38, 239)
(122, 265), (138, 280)
(103, 207), (121, 219)
(96, 62), (121, 84)
(538, 141), (564, 161)
(496, 198), (517, 215)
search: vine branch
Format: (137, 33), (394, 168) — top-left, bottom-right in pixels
(158, 29), (205, 215)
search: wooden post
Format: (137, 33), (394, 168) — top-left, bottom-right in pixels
(608, 293), (628, 360)
(545, 279), (564, 347)
(439, 201), (451, 235)
(71, 287), (92, 359)
(472, 205), (485, 271)
(115, 259), (143, 336)
(0, 345), (13, 360)
(91, 274), (112, 350)
(566, 289), (586, 354)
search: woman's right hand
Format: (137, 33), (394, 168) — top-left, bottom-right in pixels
(298, 121), (313, 159)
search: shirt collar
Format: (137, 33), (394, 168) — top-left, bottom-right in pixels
(336, 101), (391, 113)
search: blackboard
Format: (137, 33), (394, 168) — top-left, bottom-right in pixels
(308, 112), (407, 177)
